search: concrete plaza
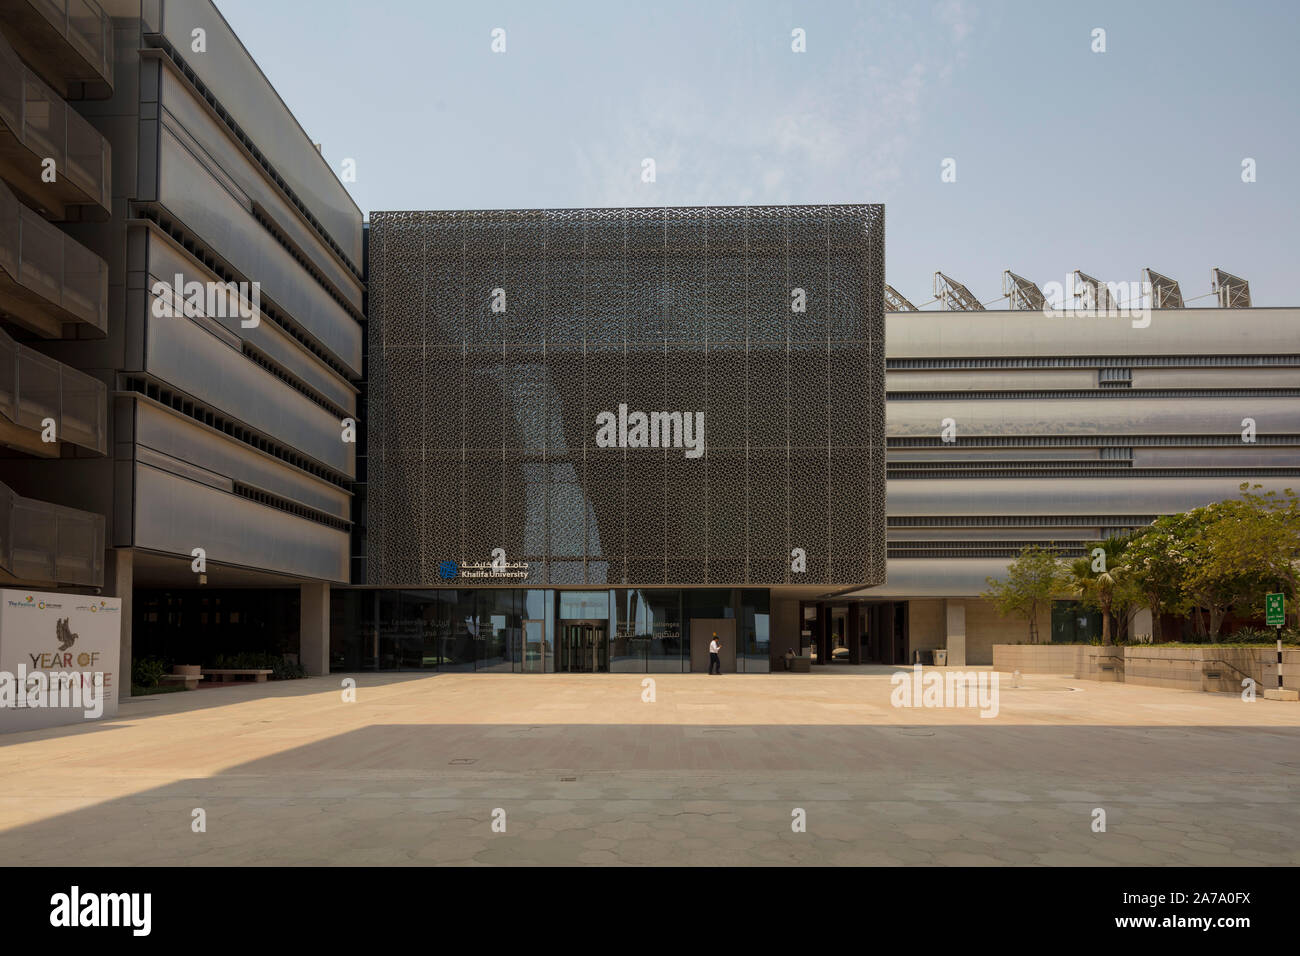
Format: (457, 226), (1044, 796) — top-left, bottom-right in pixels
(1, 669), (1298, 866)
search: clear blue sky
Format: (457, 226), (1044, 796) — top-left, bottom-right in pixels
(215, 0), (1300, 306)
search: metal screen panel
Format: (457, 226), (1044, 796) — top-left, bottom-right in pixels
(367, 205), (885, 587)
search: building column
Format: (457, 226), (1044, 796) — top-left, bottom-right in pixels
(943, 599), (966, 666)
(1131, 607), (1153, 642)
(300, 582), (330, 676)
(848, 603), (861, 664)
(770, 597), (800, 668)
(816, 603), (829, 665)
(106, 548), (133, 699)
(883, 603), (897, 664)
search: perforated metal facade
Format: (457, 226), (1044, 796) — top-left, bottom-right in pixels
(366, 205), (886, 588)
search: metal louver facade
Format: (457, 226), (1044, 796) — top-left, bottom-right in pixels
(366, 204), (886, 588)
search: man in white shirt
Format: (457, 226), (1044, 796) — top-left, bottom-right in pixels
(708, 633), (722, 675)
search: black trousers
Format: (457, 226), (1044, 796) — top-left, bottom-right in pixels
(709, 652), (721, 674)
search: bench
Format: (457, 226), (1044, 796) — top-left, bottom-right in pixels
(202, 668), (273, 683)
(162, 673), (205, 691)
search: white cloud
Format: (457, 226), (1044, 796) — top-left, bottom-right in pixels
(569, 3), (975, 208)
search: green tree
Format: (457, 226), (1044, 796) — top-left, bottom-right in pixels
(983, 545), (1066, 643)
(1110, 567), (1146, 642)
(1064, 534), (1132, 645)
(1125, 513), (1197, 643)
(1184, 484), (1300, 639)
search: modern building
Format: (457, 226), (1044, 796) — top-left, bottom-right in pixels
(0, 0), (113, 599)
(0, 0), (365, 692)
(344, 205), (887, 673)
(1, 1), (1294, 681)
(862, 296), (1300, 665)
(344, 242), (1299, 671)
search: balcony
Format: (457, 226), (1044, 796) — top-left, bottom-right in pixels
(0, 323), (106, 456)
(0, 475), (103, 587)
(0, 177), (107, 336)
(0, 28), (110, 221)
(0, 0), (114, 99)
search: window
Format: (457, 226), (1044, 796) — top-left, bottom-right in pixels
(1051, 600), (1102, 643)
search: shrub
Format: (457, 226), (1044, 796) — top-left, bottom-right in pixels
(1222, 626), (1300, 644)
(271, 657), (306, 680)
(208, 651), (306, 680)
(131, 656), (170, 688)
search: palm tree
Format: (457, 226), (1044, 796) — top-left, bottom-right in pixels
(1066, 539), (1127, 645)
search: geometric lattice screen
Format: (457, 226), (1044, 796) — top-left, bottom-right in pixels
(366, 204), (885, 588)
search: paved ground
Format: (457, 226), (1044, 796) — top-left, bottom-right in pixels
(1, 669), (1298, 865)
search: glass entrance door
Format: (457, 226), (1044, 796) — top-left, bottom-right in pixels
(522, 619), (546, 673)
(558, 621), (608, 673)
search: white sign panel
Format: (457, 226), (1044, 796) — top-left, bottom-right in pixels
(0, 589), (122, 733)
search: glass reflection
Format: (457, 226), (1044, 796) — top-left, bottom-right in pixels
(333, 587), (770, 673)
(612, 589), (684, 672)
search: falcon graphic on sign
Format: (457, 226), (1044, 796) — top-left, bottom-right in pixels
(55, 618), (79, 652)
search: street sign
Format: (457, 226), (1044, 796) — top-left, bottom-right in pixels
(1265, 592), (1285, 628)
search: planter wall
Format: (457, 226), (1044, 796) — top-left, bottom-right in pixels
(992, 643), (1292, 695)
(992, 644), (1087, 676)
(1124, 646), (1267, 693)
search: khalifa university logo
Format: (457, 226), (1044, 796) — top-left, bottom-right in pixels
(595, 404), (705, 459)
(440, 551), (528, 580)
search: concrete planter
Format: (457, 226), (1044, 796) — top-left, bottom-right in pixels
(1124, 646), (1269, 693)
(992, 644), (1288, 696)
(992, 644), (1087, 676)
(1085, 648), (1125, 682)
(163, 664), (204, 690)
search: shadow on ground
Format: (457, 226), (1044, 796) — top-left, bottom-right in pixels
(2, 720), (1298, 866)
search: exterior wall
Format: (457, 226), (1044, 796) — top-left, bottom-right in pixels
(916, 598), (1049, 665)
(149, 0), (363, 270)
(769, 595), (800, 663)
(858, 307), (1300, 614)
(964, 599), (1050, 665)
(907, 599), (945, 659)
(366, 205), (886, 590)
(0, 1), (113, 588)
(5, 0), (363, 588)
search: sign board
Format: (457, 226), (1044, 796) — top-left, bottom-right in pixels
(1266, 592), (1285, 629)
(0, 589), (122, 733)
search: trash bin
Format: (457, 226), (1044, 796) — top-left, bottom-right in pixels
(932, 649), (948, 666)
(911, 648), (935, 665)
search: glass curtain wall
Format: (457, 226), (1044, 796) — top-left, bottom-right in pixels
(740, 589), (771, 672)
(332, 588), (769, 671)
(475, 589), (520, 672)
(1051, 600), (1103, 643)
(612, 589), (685, 672)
